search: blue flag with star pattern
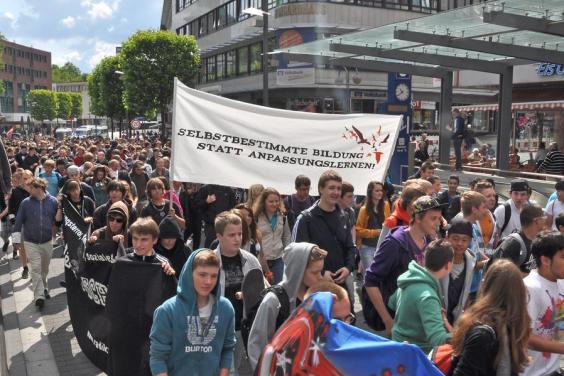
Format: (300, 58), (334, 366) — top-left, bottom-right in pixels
(255, 291), (443, 376)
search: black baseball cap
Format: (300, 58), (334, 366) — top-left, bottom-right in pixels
(510, 179), (529, 192)
(447, 218), (473, 238)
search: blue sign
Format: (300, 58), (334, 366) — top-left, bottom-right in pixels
(384, 73), (412, 185)
(536, 63), (564, 76)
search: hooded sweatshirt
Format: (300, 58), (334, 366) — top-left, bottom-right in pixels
(247, 242), (316, 369)
(150, 249), (236, 376)
(155, 217), (191, 274)
(388, 261), (452, 353)
(91, 200), (130, 247)
(365, 226), (430, 306)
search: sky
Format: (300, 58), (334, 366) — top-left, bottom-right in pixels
(0, 0), (163, 73)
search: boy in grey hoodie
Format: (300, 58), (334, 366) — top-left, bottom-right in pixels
(247, 242), (327, 370)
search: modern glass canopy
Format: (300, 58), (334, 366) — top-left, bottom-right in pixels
(275, 0), (564, 73)
(273, 0), (564, 171)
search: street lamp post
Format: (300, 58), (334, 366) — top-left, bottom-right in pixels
(244, 4), (270, 107)
(262, 0), (269, 107)
(114, 70), (127, 139)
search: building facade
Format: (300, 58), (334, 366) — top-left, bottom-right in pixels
(52, 81), (99, 125)
(162, 1), (496, 114)
(161, 0), (562, 153)
(0, 40), (52, 125)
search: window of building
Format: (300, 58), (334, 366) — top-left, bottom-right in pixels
(227, 1), (237, 25)
(217, 5), (227, 30)
(226, 50), (236, 77)
(238, 0), (251, 21)
(237, 46), (249, 75)
(249, 43), (262, 73)
(206, 55), (217, 81)
(4, 81), (13, 96)
(216, 53), (226, 80)
(199, 15), (208, 36)
(207, 11), (216, 32)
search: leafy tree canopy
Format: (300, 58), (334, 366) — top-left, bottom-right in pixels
(120, 30), (200, 136)
(55, 92), (72, 120)
(52, 62), (88, 82)
(28, 90), (56, 122)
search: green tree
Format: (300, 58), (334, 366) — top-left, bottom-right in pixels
(55, 92), (72, 121)
(28, 89), (56, 123)
(88, 70), (103, 117)
(70, 93), (82, 118)
(120, 29), (200, 140)
(52, 62), (84, 82)
(88, 55), (126, 137)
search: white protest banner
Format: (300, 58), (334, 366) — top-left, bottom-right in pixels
(171, 78), (402, 195)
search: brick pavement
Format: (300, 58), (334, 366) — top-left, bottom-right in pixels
(0, 246), (105, 376)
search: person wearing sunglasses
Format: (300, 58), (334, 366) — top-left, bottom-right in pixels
(89, 201), (130, 247)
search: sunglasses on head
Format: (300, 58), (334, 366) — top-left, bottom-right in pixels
(108, 215), (124, 223)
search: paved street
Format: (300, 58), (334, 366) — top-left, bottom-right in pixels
(0, 245), (104, 376)
(0, 239), (372, 376)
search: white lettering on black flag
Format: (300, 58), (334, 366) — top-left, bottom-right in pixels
(171, 79), (402, 194)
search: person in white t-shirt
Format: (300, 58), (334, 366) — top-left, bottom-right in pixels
(494, 179), (529, 240)
(522, 232), (564, 376)
(546, 181), (564, 231)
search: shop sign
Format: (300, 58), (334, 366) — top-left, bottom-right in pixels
(276, 68), (315, 85)
(536, 63), (564, 76)
(275, 4), (327, 19)
(413, 101), (436, 110)
(350, 90), (386, 99)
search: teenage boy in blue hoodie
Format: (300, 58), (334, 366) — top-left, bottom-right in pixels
(150, 249), (236, 376)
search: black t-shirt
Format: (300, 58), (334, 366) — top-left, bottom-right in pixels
(221, 253), (244, 330)
(498, 232), (533, 273)
(141, 200), (181, 226)
(319, 207), (342, 235)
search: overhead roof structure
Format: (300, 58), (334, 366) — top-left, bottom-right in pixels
(275, 0), (564, 171)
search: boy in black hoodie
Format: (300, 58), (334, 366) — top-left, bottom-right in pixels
(155, 217), (192, 274)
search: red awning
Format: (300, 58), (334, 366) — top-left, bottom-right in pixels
(455, 100), (564, 112)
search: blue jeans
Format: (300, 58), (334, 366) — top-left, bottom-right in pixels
(267, 257), (284, 284)
(359, 244), (377, 272)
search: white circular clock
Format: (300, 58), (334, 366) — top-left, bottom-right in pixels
(395, 83), (410, 102)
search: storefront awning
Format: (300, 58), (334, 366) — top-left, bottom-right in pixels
(457, 100), (564, 112)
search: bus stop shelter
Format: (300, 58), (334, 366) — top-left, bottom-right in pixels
(275, 0), (564, 170)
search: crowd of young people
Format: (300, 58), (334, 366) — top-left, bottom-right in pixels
(2, 134), (564, 376)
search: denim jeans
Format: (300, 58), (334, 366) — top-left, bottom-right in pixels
(359, 244), (377, 272)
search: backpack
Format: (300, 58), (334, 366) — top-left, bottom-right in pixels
(286, 195), (314, 230)
(428, 325), (496, 375)
(428, 344), (455, 375)
(240, 284), (290, 352)
(499, 202), (512, 235)
(485, 232), (528, 272)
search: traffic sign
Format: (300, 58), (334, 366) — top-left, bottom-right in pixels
(130, 119), (141, 129)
